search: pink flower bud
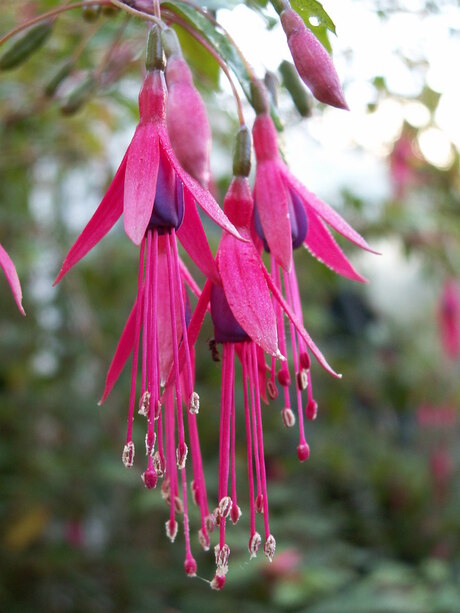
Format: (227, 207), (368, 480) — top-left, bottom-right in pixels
(166, 56), (211, 186)
(280, 8), (348, 110)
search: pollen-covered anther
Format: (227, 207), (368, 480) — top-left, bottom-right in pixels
(214, 543), (230, 572)
(155, 400), (162, 419)
(267, 379), (278, 399)
(141, 468), (157, 489)
(145, 431), (156, 456)
(282, 407), (296, 428)
(174, 496), (184, 514)
(297, 442), (310, 462)
(189, 391), (200, 414)
(138, 390), (150, 416)
(230, 503), (242, 525)
(296, 369), (308, 391)
(306, 399), (318, 420)
(153, 451), (165, 476)
(277, 368), (291, 387)
(122, 441), (135, 468)
(165, 518), (178, 543)
(218, 496), (233, 520)
(198, 528), (210, 551)
(255, 494), (264, 514)
(205, 513), (216, 533)
(299, 351), (311, 370)
(176, 442), (188, 469)
(161, 477), (171, 502)
(248, 531), (262, 559)
(184, 556), (197, 577)
(191, 480), (200, 506)
(264, 534), (276, 562)
(210, 571), (226, 591)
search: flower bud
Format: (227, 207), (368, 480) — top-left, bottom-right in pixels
(280, 7), (348, 110)
(0, 21), (53, 71)
(146, 25), (165, 72)
(279, 60), (312, 117)
(165, 48), (211, 186)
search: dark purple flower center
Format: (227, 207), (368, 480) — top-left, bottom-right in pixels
(210, 285), (249, 344)
(254, 188), (308, 251)
(148, 154), (184, 233)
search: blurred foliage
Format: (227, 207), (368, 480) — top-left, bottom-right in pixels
(1, 1), (460, 612)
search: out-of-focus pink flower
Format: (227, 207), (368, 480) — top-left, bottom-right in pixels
(416, 404), (457, 429)
(438, 279), (460, 360)
(262, 547), (302, 579)
(279, 4), (348, 110)
(164, 28), (212, 187)
(389, 133), (417, 199)
(0, 242), (25, 315)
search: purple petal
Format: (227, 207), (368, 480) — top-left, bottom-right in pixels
(218, 232), (279, 356)
(176, 190), (220, 285)
(54, 152), (127, 285)
(124, 123), (159, 245)
(0, 243), (25, 315)
(255, 161), (292, 271)
(305, 209), (367, 283)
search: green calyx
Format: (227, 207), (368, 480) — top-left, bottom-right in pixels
(233, 126), (252, 177)
(161, 28), (182, 59)
(146, 25), (165, 72)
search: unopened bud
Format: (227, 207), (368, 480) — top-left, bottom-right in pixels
(230, 503), (242, 525)
(122, 441), (135, 467)
(60, 73), (95, 116)
(256, 494), (264, 514)
(145, 431), (156, 456)
(297, 442), (310, 462)
(165, 518), (178, 543)
(282, 407), (296, 428)
(198, 528), (210, 551)
(82, 4), (100, 22)
(306, 399), (318, 420)
(146, 25), (165, 72)
(248, 531), (262, 559)
(264, 534), (276, 562)
(138, 390), (150, 416)
(267, 379), (278, 399)
(210, 572), (226, 590)
(153, 451), (165, 476)
(278, 368), (291, 387)
(184, 556), (197, 577)
(189, 391), (200, 414)
(0, 21), (53, 71)
(250, 79), (270, 115)
(44, 59), (73, 98)
(176, 442), (188, 469)
(279, 59), (312, 118)
(297, 369), (308, 391)
(142, 468), (157, 489)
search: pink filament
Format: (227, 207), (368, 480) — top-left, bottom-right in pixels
(242, 343), (256, 537)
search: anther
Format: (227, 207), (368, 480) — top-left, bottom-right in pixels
(138, 391), (150, 417)
(205, 514), (216, 534)
(145, 431), (156, 456)
(277, 368), (291, 387)
(296, 369), (308, 391)
(267, 379), (278, 399)
(142, 468), (157, 489)
(264, 534), (276, 562)
(122, 441), (135, 468)
(297, 442), (310, 462)
(153, 451), (165, 476)
(184, 557), (197, 577)
(210, 572), (226, 590)
(230, 504), (242, 525)
(198, 528), (210, 551)
(299, 351), (311, 370)
(189, 391), (200, 414)
(214, 543), (230, 571)
(165, 518), (178, 543)
(306, 399), (318, 420)
(176, 442), (188, 469)
(255, 494), (264, 514)
(174, 496), (184, 514)
(248, 532), (262, 559)
(282, 407), (296, 428)
(218, 496), (233, 520)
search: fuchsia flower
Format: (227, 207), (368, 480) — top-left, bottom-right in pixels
(173, 127), (339, 588)
(278, 2), (348, 110)
(54, 28), (244, 577)
(163, 28), (212, 187)
(0, 242), (25, 315)
(438, 279), (460, 360)
(389, 133), (417, 199)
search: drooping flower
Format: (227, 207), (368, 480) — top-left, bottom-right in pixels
(389, 131), (418, 199)
(0, 242), (25, 315)
(172, 126), (339, 588)
(54, 27), (244, 576)
(438, 278), (460, 360)
(163, 27), (212, 187)
(276, 1), (348, 110)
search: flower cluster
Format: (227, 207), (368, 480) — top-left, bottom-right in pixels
(51, 2), (372, 589)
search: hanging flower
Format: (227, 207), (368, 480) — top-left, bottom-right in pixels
(438, 278), (460, 360)
(0, 242), (25, 315)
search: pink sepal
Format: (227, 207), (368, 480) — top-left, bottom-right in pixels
(0, 243), (25, 315)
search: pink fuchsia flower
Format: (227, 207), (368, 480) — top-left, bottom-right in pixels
(174, 127), (339, 588)
(54, 28), (244, 577)
(277, 2), (348, 110)
(251, 101), (373, 277)
(389, 132), (418, 199)
(438, 278), (460, 360)
(163, 28), (212, 187)
(0, 242), (25, 315)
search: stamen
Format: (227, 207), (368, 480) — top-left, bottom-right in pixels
(248, 531), (261, 559)
(138, 390), (150, 417)
(264, 534), (276, 562)
(142, 467), (157, 489)
(282, 407), (296, 428)
(122, 441), (135, 468)
(242, 343), (256, 543)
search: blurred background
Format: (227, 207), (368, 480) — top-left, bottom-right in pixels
(1, 0), (460, 610)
